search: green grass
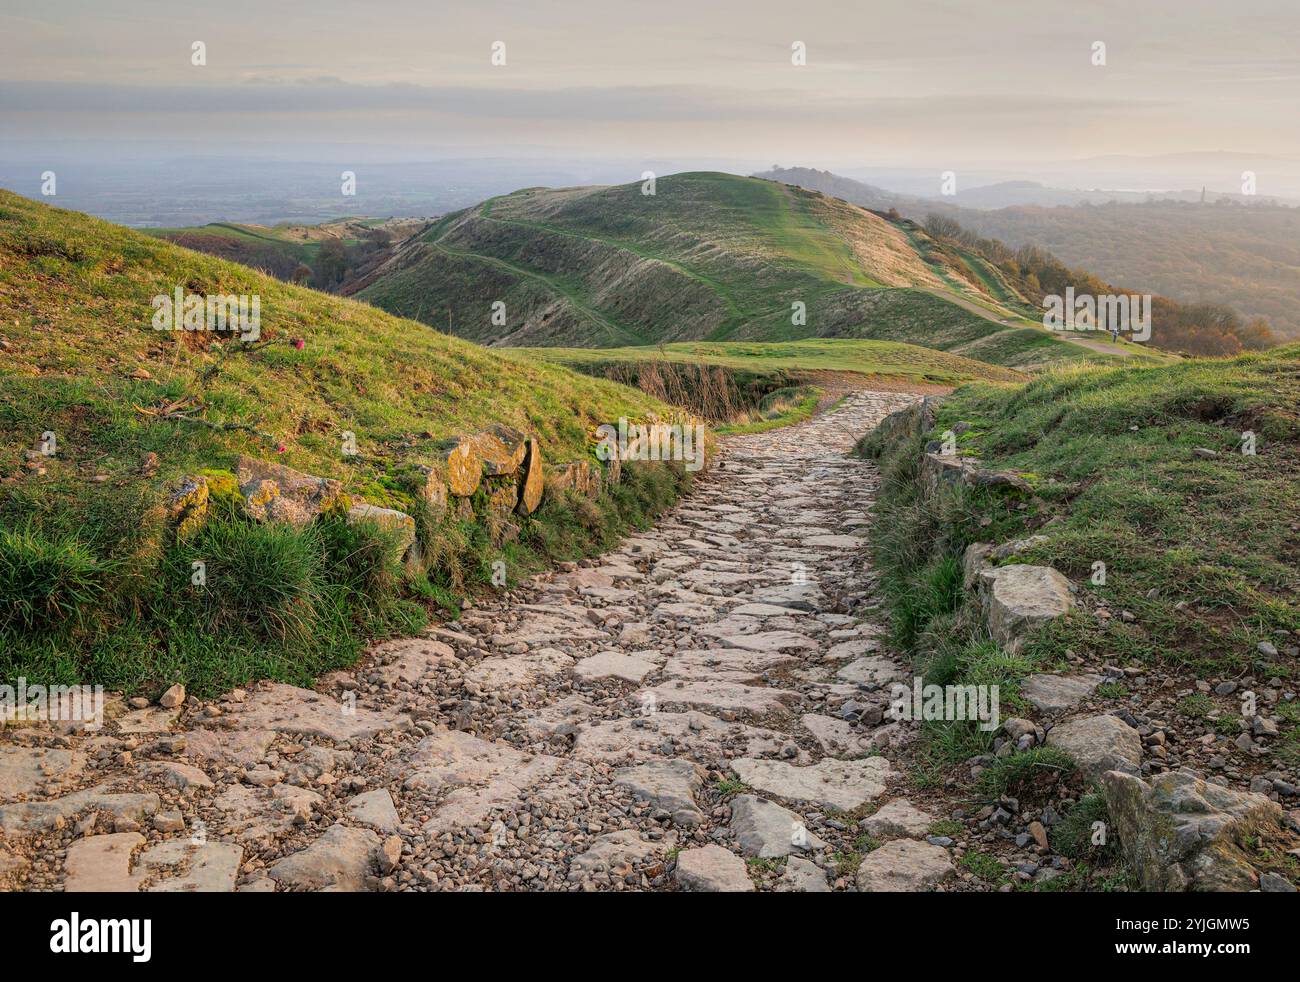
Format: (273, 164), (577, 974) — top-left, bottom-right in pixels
(860, 346), (1300, 819)
(928, 819), (964, 837)
(0, 190), (697, 695)
(1054, 793), (1119, 861)
(959, 850), (1008, 884)
(714, 777), (750, 797)
(975, 747), (1077, 799)
(927, 350), (1300, 678)
(866, 350), (1300, 675)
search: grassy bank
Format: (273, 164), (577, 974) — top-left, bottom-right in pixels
(0, 190), (695, 697)
(857, 346), (1300, 886)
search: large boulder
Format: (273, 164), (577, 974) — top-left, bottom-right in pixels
(467, 425), (528, 478)
(872, 397), (939, 446)
(434, 437), (482, 497)
(920, 453), (1031, 499)
(400, 464), (449, 521)
(549, 460), (601, 499)
(1101, 769), (1284, 891)
(977, 564), (1073, 652)
(920, 451), (969, 493)
(236, 455), (346, 526)
(1046, 714), (1141, 780)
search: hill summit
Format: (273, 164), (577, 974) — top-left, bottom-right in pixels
(354, 172), (1091, 369)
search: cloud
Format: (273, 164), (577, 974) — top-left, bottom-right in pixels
(0, 79), (1163, 126)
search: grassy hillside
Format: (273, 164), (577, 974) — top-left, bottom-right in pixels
(0, 190), (692, 695)
(859, 346), (1300, 887)
(758, 165), (1299, 344)
(355, 172), (1101, 369)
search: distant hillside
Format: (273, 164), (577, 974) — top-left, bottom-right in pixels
(146, 218), (423, 293)
(756, 165), (1300, 341)
(943, 201), (1300, 339)
(354, 171), (1106, 370)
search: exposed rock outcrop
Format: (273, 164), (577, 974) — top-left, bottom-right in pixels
(1101, 769), (1284, 891)
(236, 455), (347, 525)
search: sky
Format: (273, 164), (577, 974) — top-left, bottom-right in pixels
(3, 0), (1300, 174)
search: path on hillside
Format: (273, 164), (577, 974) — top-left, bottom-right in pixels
(1, 391), (969, 894)
(919, 287), (1138, 360)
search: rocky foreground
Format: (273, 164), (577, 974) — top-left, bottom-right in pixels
(2, 390), (978, 893)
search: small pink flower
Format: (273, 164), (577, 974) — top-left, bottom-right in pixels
(276, 444), (287, 453)
(291, 338), (305, 350)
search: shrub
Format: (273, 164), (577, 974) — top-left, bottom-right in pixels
(0, 525), (113, 630)
(164, 517), (324, 644)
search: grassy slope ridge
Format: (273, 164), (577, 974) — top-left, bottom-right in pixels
(0, 189), (674, 485)
(0, 190), (692, 695)
(859, 347), (1300, 886)
(355, 172), (1101, 369)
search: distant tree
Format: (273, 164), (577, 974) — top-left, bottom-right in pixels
(312, 239), (349, 289)
(923, 213), (963, 241)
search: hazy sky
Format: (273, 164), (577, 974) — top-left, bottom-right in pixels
(3, 0), (1300, 169)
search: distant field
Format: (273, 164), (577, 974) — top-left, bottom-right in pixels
(521, 338), (1028, 386)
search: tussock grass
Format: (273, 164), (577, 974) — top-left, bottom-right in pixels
(976, 746), (1076, 799)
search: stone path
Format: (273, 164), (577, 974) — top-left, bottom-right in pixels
(1, 390), (964, 893)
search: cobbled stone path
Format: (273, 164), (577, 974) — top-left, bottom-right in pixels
(1, 390), (962, 893)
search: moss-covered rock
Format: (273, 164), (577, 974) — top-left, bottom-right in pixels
(236, 455), (346, 526)
(1100, 768), (1284, 891)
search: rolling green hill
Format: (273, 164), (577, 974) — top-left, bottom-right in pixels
(355, 172), (1108, 369)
